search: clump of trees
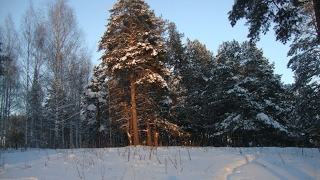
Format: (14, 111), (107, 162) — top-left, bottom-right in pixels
(229, 0), (320, 147)
(0, 0), (92, 149)
(1, 0), (318, 148)
(81, 0), (299, 147)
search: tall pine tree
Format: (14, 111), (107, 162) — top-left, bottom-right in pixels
(98, 0), (183, 146)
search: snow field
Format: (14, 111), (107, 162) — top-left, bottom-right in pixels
(0, 147), (319, 180)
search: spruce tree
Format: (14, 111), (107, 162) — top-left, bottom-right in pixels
(82, 65), (110, 147)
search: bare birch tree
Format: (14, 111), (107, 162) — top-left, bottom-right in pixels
(44, 0), (91, 148)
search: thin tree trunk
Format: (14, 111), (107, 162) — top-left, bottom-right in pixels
(129, 2), (139, 146)
(146, 118), (152, 146)
(69, 122), (73, 149)
(130, 72), (139, 146)
(97, 101), (101, 148)
(55, 106), (59, 148)
(76, 123), (79, 148)
(61, 125), (64, 149)
(108, 81), (112, 146)
(25, 118), (28, 149)
(25, 25), (31, 149)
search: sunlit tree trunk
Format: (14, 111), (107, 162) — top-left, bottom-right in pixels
(146, 118), (152, 146)
(130, 72), (139, 146)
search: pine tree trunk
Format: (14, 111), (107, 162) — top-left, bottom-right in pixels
(153, 130), (159, 147)
(130, 72), (139, 146)
(121, 87), (132, 146)
(146, 118), (152, 146)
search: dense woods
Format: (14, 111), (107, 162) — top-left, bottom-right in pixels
(0, 0), (319, 149)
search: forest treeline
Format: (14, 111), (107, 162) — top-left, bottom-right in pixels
(0, 0), (319, 149)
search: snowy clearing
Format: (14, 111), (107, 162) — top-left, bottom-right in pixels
(0, 147), (319, 180)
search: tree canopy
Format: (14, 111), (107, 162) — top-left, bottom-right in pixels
(229, 0), (320, 43)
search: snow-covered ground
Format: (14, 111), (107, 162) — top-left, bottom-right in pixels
(0, 146), (319, 180)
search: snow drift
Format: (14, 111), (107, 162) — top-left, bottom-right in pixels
(1, 147), (319, 180)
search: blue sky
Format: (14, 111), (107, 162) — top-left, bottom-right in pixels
(0, 0), (294, 84)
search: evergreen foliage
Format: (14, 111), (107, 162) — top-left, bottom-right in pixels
(212, 41), (291, 146)
(286, 1), (320, 146)
(228, 0), (319, 43)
